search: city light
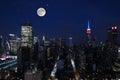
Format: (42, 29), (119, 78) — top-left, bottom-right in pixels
(112, 26), (117, 30)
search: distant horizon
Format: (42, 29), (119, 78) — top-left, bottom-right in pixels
(1, 22), (119, 42)
(1, 24), (118, 44)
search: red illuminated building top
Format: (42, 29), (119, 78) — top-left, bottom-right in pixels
(112, 26), (117, 30)
(86, 20), (91, 34)
(86, 28), (91, 34)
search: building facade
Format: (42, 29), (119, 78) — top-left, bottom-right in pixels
(21, 24), (33, 47)
(9, 34), (21, 55)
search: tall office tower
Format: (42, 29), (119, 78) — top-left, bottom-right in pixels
(107, 26), (118, 44)
(86, 20), (91, 45)
(33, 36), (39, 62)
(21, 23), (33, 47)
(9, 34), (21, 54)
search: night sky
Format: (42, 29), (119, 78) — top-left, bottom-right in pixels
(0, 0), (120, 42)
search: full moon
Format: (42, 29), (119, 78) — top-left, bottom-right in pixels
(37, 8), (46, 17)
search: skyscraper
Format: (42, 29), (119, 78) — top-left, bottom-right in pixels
(107, 26), (118, 44)
(9, 34), (21, 54)
(17, 46), (31, 76)
(21, 23), (33, 47)
(86, 20), (91, 44)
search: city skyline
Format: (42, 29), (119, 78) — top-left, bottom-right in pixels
(0, 0), (120, 42)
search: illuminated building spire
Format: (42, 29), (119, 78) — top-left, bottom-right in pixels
(86, 20), (91, 34)
(86, 20), (92, 45)
(87, 20), (90, 29)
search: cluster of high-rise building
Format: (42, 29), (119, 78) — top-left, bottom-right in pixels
(0, 21), (120, 80)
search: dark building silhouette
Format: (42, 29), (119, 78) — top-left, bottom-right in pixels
(17, 46), (31, 76)
(0, 35), (2, 56)
(107, 26), (118, 44)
